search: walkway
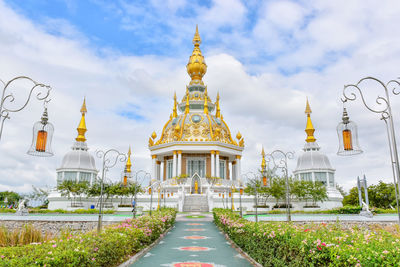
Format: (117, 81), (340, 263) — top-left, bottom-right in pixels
(245, 213), (400, 222)
(130, 213), (253, 267)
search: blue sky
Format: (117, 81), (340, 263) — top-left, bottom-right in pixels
(5, 0), (340, 74)
(1, 0), (400, 193)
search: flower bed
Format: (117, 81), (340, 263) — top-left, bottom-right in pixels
(0, 208), (176, 266)
(214, 208), (400, 266)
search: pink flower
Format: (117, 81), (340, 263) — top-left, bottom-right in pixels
(94, 247), (99, 252)
(92, 258), (95, 261)
(382, 250), (389, 254)
(337, 256), (340, 259)
(1, 255), (5, 259)
(48, 251), (52, 255)
(321, 242), (326, 247)
(317, 246), (322, 251)
(52, 244), (57, 248)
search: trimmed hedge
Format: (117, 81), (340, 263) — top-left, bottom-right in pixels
(0, 208), (115, 214)
(0, 208), (176, 266)
(214, 208), (400, 266)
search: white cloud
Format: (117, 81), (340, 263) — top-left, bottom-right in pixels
(1, 0), (400, 195)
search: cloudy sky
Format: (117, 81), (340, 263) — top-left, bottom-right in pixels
(1, 0), (400, 193)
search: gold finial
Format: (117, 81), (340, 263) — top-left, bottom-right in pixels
(204, 90), (208, 114)
(173, 92), (178, 118)
(305, 98), (312, 114)
(126, 146), (132, 173)
(151, 131), (157, 139)
(76, 98), (87, 142)
(305, 98), (316, 143)
(193, 25), (201, 45)
(261, 146), (266, 171)
(185, 94), (190, 113)
(236, 131), (242, 140)
(186, 25), (207, 85)
(215, 92), (221, 118)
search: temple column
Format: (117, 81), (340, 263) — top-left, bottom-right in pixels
(216, 151), (220, 178)
(232, 161), (236, 180)
(160, 160), (164, 181)
(236, 155), (241, 180)
(177, 150), (182, 176)
(151, 155), (157, 180)
(211, 151), (215, 177)
(172, 151), (177, 178)
(229, 161), (233, 180)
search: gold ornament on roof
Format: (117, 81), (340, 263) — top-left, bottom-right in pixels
(261, 146), (266, 171)
(76, 98), (87, 142)
(215, 92), (221, 118)
(186, 25), (207, 85)
(151, 131), (157, 139)
(305, 98), (316, 143)
(173, 92), (178, 118)
(126, 146), (132, 173)
(236, 131), (242, 140)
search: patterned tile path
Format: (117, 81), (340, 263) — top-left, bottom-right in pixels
(130, 213), (253, 267)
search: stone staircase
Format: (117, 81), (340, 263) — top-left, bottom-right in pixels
(183, 194), (209, 212)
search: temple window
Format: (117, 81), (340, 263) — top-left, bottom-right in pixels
(300, 172), (312, 181)
(166, 160), (173, 179)
(64, 171), (77, 182)
(219, 160), (226, 179)
(187, 158), (205, 177)
(315, 172), (327, 185)
(328, 173), (335, 187)
(79, 172), (91, 183)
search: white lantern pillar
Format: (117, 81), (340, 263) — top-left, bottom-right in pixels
(211, 151), (215, 177)
(172, 151), (177, 178)
(216, 151), (220, 178)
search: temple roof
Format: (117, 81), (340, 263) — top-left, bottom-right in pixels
(148, 26), (244, 149)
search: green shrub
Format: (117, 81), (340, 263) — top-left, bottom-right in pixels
(0, 208), (176, 266)
(214, 208), (400, 266)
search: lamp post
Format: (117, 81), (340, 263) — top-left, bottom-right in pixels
(239, 183), (243, 218)
(338, 76), (400, 224)
(0, 76), (54, 156)
(242, 171), (259, 223)
(266, 150), (294, 222)
(96, 149), (127, 233)
(132, 170), (150, 218)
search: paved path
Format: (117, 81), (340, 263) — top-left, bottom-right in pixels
(0, 213), (131, 222)
(245, 213), (400, 222)
(131, 213), (253, 267)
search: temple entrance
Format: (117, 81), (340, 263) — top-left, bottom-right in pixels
(191, 173), (201, 194)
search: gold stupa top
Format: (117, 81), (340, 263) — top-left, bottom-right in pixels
(126, 146), (132, 173)
(186, 25), (207, 85)
(148, 26), (243, 148)
(305, 98), (316, 143)
(261, 146), (266, 172)
(76, 98), (87, 142)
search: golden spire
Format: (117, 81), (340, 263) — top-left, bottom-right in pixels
(185, 93), (190, 113)
(215, 92), (221, 118)
(261, 146), (266, 172)
(126, 146), (132, 173)
(173, 92), (178, 118)
(186, 25), (207, 85)
(305, 98), (316, 143)
(76, 98), (87, 142)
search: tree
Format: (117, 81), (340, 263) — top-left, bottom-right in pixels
(308, 182), (328, 206)
(245, 178), (271, 206)
(27, 186), (49, 208)
(0, 191), (21, 207)
(290, 179), (307, 202)
(268, 177), (286, 207)
(342, 180), (396, 209)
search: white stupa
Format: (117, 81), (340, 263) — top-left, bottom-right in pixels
(293, 99), (343, 209)
(56, 99), (98, 186)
